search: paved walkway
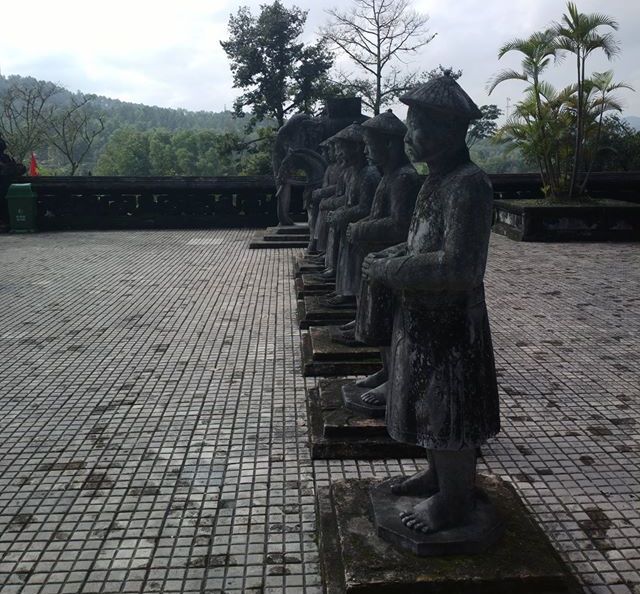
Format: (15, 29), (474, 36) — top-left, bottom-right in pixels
(0, 229), (638, 594)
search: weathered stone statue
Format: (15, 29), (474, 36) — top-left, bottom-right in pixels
(338, 112), (420, 412)
(364, 75), (500, 547)
(321, 124), (380, 301)
(275, 145), (327, 248)
(309, 139), (341, 254)
(272, 99), (367, 227)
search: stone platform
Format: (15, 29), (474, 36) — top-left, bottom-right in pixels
(0, 229), (639, 593)
(306, 379), (425, 459)
(292, 254), (325, 278)
(298, 295), (356, 329)
(318, 478), (579, 593)
(295, 274), (335, 299)
(301, 326), (381, 377)
(249, 224), (310, 249)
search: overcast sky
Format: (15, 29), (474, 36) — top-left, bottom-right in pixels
(2, 0), (639, 120)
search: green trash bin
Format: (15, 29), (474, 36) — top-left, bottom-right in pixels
(6, 183), (37, 233)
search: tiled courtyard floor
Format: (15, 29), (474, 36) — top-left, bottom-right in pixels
(0, 228), (638, 594)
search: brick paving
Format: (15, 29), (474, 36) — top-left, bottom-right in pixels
(0, 228), (638, 594)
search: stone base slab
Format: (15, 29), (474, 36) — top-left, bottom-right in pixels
(249, 227), (309, 249)
(298, 296), (356, 329)
(306, 379), (425, 459)
(318, 477), (580, 593)
(295, 274), (335, 298)
(301, 328), (381, 376)
(292, 254), (325, 278)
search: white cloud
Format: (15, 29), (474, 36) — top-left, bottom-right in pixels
(0, 0), (638, 116)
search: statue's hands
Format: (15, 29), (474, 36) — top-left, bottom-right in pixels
(361, 253), (384, 282)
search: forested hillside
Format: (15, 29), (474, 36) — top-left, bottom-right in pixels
(0, 74), (273, 176)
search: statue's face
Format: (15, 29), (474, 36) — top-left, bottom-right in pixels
(364, 132), (388, 166)
(334, 140), (348, 166)
(405, 106), (467, 162)
(404, 107), (435, 162)
(342, 140), (365, 166)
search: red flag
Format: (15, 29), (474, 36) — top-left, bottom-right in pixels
(29, 152), (39, 176)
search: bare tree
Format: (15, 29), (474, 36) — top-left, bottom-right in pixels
(47, 94), (105, 175)
(319, 0), (435, 114)
(0, 78), (60, 161)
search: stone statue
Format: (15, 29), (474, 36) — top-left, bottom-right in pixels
(309, 139), (341, 254)
(338, 112), (420, 411)
(272, 99), (367, 227)
(275, 146), (327, 247)
(364, 75), (500, 544)
(321, 124), (380, 302)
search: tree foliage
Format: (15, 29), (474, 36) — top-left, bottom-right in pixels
(95, 127), (274, 176)
(0, 78), (60, 162)
(221, 1), (333, 129)
(47, 93), (105, 175)
(488, 2), (632, 200)
(320, 0), (435, 114)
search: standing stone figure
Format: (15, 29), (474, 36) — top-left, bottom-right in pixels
(364, 75), (500, 541)
(309, 139), (341, 255)
(322, 124), (380, 303)
(338, 112), (420, 413)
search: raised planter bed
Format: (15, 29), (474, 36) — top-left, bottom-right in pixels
(492, 199), (640, 242)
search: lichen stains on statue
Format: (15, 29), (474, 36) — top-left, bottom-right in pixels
(364, 74), (501, 546)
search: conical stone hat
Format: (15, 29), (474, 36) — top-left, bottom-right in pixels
(331, 123), (365, 143)
(362, 110), (407, 137)
(400, 74), (482, 120)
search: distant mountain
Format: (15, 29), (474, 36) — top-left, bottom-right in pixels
(624, 115), (640, 131)
(0, 74), (245, 134)
(1, 74), (264, 174)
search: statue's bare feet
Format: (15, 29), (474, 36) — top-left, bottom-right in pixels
(361, 382), (387, 406)
(399, 492), (464, 534)
(391, 468), (438, 497)
(339, 320), (356, 332)
(355, 368), (387, 388)
(324, 294), (352, 306)
(401, 489), (475, 534)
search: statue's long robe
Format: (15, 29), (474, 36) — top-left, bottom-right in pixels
(376, 161), (500, 450)
(353, 163), (420, 345)
(333, 163), (380, 296)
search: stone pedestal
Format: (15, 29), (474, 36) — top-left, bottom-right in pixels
(249, 225), (310, 249)
(318, 478), (579, 593)
(298, 295), (356, 329)
(292, 254), (325, 278)
(306, 379), (425, 459)
(295, 273), (335, 299)
(301, 326), (381, 376)
(371, 478), (502, 556)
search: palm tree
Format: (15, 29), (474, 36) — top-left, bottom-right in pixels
(578, 71), (634, 192)
(487, 29), (560, 196)
(553, 2), (620, 198)
(496, 82), (575, 198)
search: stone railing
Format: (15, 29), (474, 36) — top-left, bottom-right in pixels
(27, 176), (307, 230)
(1, 172), (639, 231)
